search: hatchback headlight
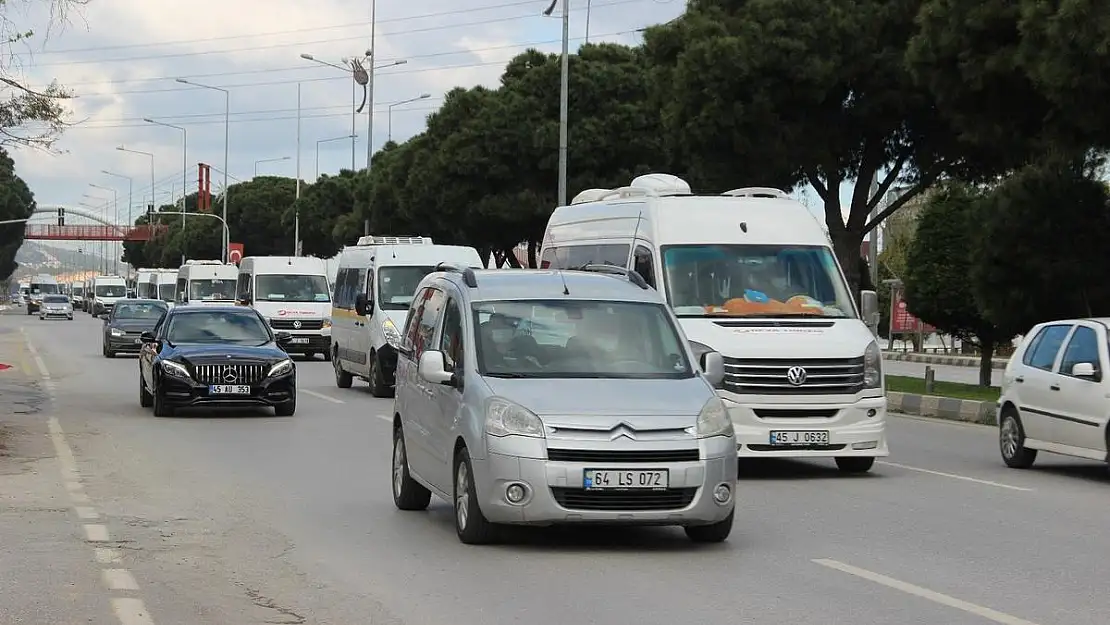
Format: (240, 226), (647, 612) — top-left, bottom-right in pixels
(863, 340), (882, 389)
(161, 361), (191, 379)
(267, 358), (294, 377)
(694, 397), (734, 438)
(485, 398), (545, 438)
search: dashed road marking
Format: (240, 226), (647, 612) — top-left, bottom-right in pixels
(375, 414), (391, 424)
(65, 480), (84, 492)
(84, 524), (111, 542)
(70, 491), (90, 504)
(301, 389), (344, 404)
(877, 461), (1033, 492)
(103, 569), (140, 591)
(95, 548), (122, 564)
(75, 506), (99, 520)
(813, 559), (1040, 625)
(112, 598), (156, 625)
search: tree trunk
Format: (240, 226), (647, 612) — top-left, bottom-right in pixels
(501, 247), (522, 268)
(527, 240), (538, 269)
(830, 229), (865, 302)
(977, 336), (995, 387)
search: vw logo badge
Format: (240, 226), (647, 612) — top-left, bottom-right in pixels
(222, 366), (238, 383)
(292, 319), (302, 329)
(786, 366), (808, 386)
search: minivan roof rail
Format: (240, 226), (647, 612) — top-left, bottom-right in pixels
(435, 262), (478, 288)
(721, 187), (789, 198)
(573, 264), (649, 290)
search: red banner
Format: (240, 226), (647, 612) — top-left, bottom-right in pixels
(891, 290), (935, 334)
(228, 242), (244, 265)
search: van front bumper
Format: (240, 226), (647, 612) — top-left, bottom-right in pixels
(724, 394), (890, 458)
(281, 330), (331, 354)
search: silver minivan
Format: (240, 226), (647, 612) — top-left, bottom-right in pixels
(390, 264), (738, 544)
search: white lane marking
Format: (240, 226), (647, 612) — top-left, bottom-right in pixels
(301, 389), (344, 404)
(65, 480), (84, 492)
(877, 461), (1032, 492)
(70, 492), (90, 504)
(102, 568), (140, 591)
(84, 524), (110, 542)
(95, 548), (122, 564)
(111, 598), (156, 625)
(375, 414), (391, 423)
(813, 559), (1039, 625)
(75, 506), (99, 520)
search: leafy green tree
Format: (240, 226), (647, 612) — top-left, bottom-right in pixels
(641, 0), (984, 294)
(903, 182), (1011, 384)
(970, 155), (1110, 336)
(0, 147), (34, 280)
(282, 171), (354, 258)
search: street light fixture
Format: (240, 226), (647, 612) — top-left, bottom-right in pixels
(387, 93), (431, 142)
(80, 194), (111, 274)
(115, 145), (156, 219)
(175, 78), (230, 263)
(101, 170), (135, 279)
(142, 118), (188, 257)
(89, 183), (120, 276)
(316, 135), (356, 180)
(254, 156), (291, 176)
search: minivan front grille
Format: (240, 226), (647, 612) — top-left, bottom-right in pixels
(722, 357), (864, 395)
(192, 364), (266, 385)
(551, 487), (697, 511)
(547, 448), (700, 463)
(270, 318), (324, 330)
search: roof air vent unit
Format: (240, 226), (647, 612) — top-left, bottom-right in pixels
(356, 235), (433, 246)
(570, 188), (612, 205)
(629, 173), (692, 196)
(722, 187), (789, 199)
(184, 260), (225, 265)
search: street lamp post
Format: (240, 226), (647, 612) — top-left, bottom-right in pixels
(543, 0), (570, 207)
(180, 212), (232, 260)
(175, 78), (230, 263)
(254, 156), (291, 176)
(89, 183), (119, 275)
(387, 94), (431, 142)
(142, 118), (187, 261)
(316, 134), (356, 180)
(101, 170), (134, 280)
(79, 197), (110, 274)
(115, 146), (155, 219)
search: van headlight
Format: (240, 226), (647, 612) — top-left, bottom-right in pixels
(863, 340), (882, 389)
(694, 397), (734, 438)
(485, 398), (545, 438)
(321, 317), (332, 329)
(110, 328), (124, 337)
(267, 358), (294, 377)
(382, 317), (402, 348)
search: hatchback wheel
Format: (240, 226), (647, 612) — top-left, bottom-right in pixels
(1000, 410), (1037, 468)
(453, 448), (496, 544)
(392, 425), (431, 511)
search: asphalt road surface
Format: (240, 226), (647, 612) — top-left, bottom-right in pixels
(2, 311), (1107, 625)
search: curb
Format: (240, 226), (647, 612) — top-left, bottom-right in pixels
(883, 351), (1007, 370)
(886, 391), (997, 426)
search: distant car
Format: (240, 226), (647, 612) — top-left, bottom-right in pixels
(138, 306), (297, 417)
(38, 294), (73, 320)
(102, 299), (169, 358)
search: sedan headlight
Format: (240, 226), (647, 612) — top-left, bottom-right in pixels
(110, 328), (124, 337)
(693, 397), (734, 438)
(485, 398), (545, 438)
(161, 361), (191, 379)
(267, 358), (294, 377)
(863, 340), (882, 389)
(382, 317), (402, 347)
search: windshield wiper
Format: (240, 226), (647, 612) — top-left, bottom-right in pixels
(736, 312), (843, 318)
(483, 372), (540, 378)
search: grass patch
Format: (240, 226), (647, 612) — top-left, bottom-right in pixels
(885, 375), (1000, 402)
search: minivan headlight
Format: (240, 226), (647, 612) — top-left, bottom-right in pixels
(863, 340), (882, 389)
(485, 398), (545, 438)
(382, 317), (402, 347)
(695, 397), (734, 438)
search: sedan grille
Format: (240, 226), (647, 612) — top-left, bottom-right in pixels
(270, 318), (324, 330)
(547, 448), (700, 463)
(722, 356), (864, 395)
(551, 487), (697, 511)
(192, 364), (266, 385)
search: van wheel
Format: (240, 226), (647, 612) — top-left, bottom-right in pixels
(321, 350), (332, 362)
(684, 509), (734, 543)
(368, 353), (393, 398)
(453, 448), (497, 544)
(333, 350), (353, 388)
(835, 457), (874, 473)
(1000, 409), (1037, 468)
(392, 425), (431, 511)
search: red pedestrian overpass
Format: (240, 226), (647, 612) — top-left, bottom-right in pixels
(20, 205), (168, 241)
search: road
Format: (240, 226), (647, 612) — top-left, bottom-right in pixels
(883, 357), (1003, 386)
(2, 311), (1107, 625)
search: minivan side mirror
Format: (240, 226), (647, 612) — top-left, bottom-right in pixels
(418, 350), (455, 385)
(860, 290), (879, 331)
(1071, 362), (1098, 379)
(354, 293), (369, 316)
(700, 351), (725, 388)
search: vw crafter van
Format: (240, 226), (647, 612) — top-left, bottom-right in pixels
(540, 174), (888, 473)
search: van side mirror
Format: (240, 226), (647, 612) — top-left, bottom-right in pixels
(700, 351), (725, 388)
(860, 290), (879, 332)
(238, 295), (251, 306)
(274, 331), (293, 346)
(354, 293), (369, 316)
(1071, 362), (1098, 379)
(139, 331), (156, 343)
(418, 350), (455, 385)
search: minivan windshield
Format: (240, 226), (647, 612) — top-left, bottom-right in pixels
(255, 274), (330, 302)
(379, 266), (435, 310)
(473, 300), (693, 379)
(660, 244), (856, 318)
(95, 284), (126, 297)
(188, 279), (234, 301)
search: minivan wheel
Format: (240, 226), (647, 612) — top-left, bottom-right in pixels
(1000, 410), (1037, 468)
(684, 509), (734, 543)
(453, 448), (496, 544)
(333, 348), (353, 389)
(368, 354), (393, 398)
(835, 457), (875, 473)
(392, 425), (431, 511)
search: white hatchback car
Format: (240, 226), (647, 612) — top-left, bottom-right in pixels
(997, 318), (1110, 468)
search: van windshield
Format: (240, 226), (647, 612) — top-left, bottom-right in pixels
(660, 244), (856, 318)
(473, 300), (693, 379)
(95, 284), (126, 297)
(188, 279), (235, 301)
(255, 274), (330, 302)
(72, 287), (84, 296)
(31, 283), (59, 294)
(157, 284), (175, 301)
(379, 266), (435, 310)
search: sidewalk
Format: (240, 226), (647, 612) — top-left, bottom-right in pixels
(0, 325), (115, 625)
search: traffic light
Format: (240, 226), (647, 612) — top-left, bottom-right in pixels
(57, 207), (64, 226)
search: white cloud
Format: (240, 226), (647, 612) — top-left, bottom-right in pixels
(3, 0), (684, 244)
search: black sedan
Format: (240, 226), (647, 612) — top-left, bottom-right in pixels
(103, 299), (168, 357)
(138, 306), (297, 417)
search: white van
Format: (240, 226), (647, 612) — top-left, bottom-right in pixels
(146, 269), (178, 304)
(540, 173), (887, 473)
(27, 274), (60, 314)
(175, 260), (238, 306)
(331, 236), (484, 396)
(69, 281), (86, 310)
(90, 275), (128, 316)
(135, 269), (157, 299)
(236, 256), (333, 360)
